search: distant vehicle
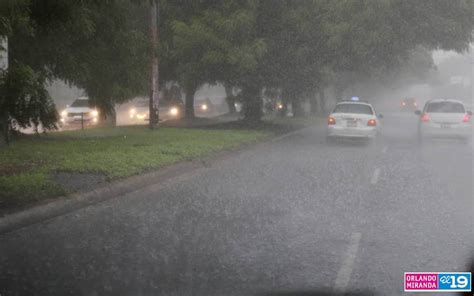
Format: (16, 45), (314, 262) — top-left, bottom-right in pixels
(159, 99), (184, 120)
(416, 99), (472, 143)
(234, 102), (243, 113)
(199, 102), (209, 112)
(128, 99), (183, 122)
(401, 97), (418, 111)
(128, 100), (148, 122)
(60, 97), (99, 126)
(195, 98), (213, 115)
(327, 98), (382, 140)
(276, 102), (284, 111)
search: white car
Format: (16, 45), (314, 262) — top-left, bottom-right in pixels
(128, 99), (183, 123)
(60, 97), (99, 126)
(327, 100), (382, 140)
(416, 99), (472, 142)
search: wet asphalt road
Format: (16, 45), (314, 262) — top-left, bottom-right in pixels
(0, 112), (472, 296)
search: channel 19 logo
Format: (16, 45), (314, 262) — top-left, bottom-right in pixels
(404, 272), (471, 292)
(438, 273), (471, 291)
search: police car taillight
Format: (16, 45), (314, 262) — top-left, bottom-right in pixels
(463, 114), (471, 122)
(421, 113), (430, 122)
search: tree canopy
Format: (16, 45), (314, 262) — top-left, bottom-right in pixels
(1, 0), (473, 136)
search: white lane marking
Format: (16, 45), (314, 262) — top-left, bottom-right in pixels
(382, 146), (388, 153)
(334, 232), (362, 291)
(370, 168), (380, 185)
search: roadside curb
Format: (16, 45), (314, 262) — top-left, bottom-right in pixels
(0, 125), (310, 236)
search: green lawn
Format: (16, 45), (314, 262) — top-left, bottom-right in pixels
(0, 126), (267, 208)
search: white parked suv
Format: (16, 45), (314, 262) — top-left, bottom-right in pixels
(327, 99), (383, 140)
(416, 99), (472, 142)
(60, 97), (99, 126)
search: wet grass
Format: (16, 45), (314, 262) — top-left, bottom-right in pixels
(0, 126), (267, 209)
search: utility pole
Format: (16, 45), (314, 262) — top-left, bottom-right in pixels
(1, 37), (9, 145)
(149, 0), (159, 129)
(0, 37), (8, 71)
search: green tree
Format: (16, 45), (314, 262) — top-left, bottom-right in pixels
(325, 0), (474, 98)
(0, 63), (58, 144)
(167, 0), (265, 119)
(2, 0), (150, 126)
(259, 1), (332, 117)
(0, 0), (58, 143)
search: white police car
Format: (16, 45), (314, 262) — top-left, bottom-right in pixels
(327, 98), (382, 140)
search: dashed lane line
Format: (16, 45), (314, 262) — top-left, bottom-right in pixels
(334, 232), (362, 291)
(370, 168), (381, 185)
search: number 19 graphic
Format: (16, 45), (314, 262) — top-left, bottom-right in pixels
(438, 273), (471, 291)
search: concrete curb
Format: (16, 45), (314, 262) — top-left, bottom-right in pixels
(0, 126), (310, 236)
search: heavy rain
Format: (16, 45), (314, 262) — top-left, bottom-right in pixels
(0, 1), (473, 295)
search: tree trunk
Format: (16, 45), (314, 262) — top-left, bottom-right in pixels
(291, 95), (304, 117)
(107, 109), (117, 126)
(98, 103), (116, 127)
(242, 84), (262, 122)
(334, 85), (343, 103)
(224, 84), (236, 114)
(310, 93), (318, 114)
(3, 119), (10, 146)
(185, 87), (196, 119)
(319, 89), (326, 115)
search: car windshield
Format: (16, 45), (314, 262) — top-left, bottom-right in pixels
(70, 99), (90, 108)
(426, 102), (465, 113)
(333, 103), (373, 115)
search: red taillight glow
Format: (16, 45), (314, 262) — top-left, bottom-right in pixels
(367, 119), (377, 126)
(421, 113), (430, 122)
(463, 114), (471, 122)
(402, 102), (406, 106)
(328, 116), (336, 125)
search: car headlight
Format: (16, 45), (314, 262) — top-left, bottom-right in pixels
(129, 108), (136, 115)
(91, 110), (99, 117)
(201, 104), (208, 111)
(169, 107), (179, 116)
(61, 110), (67, 117)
